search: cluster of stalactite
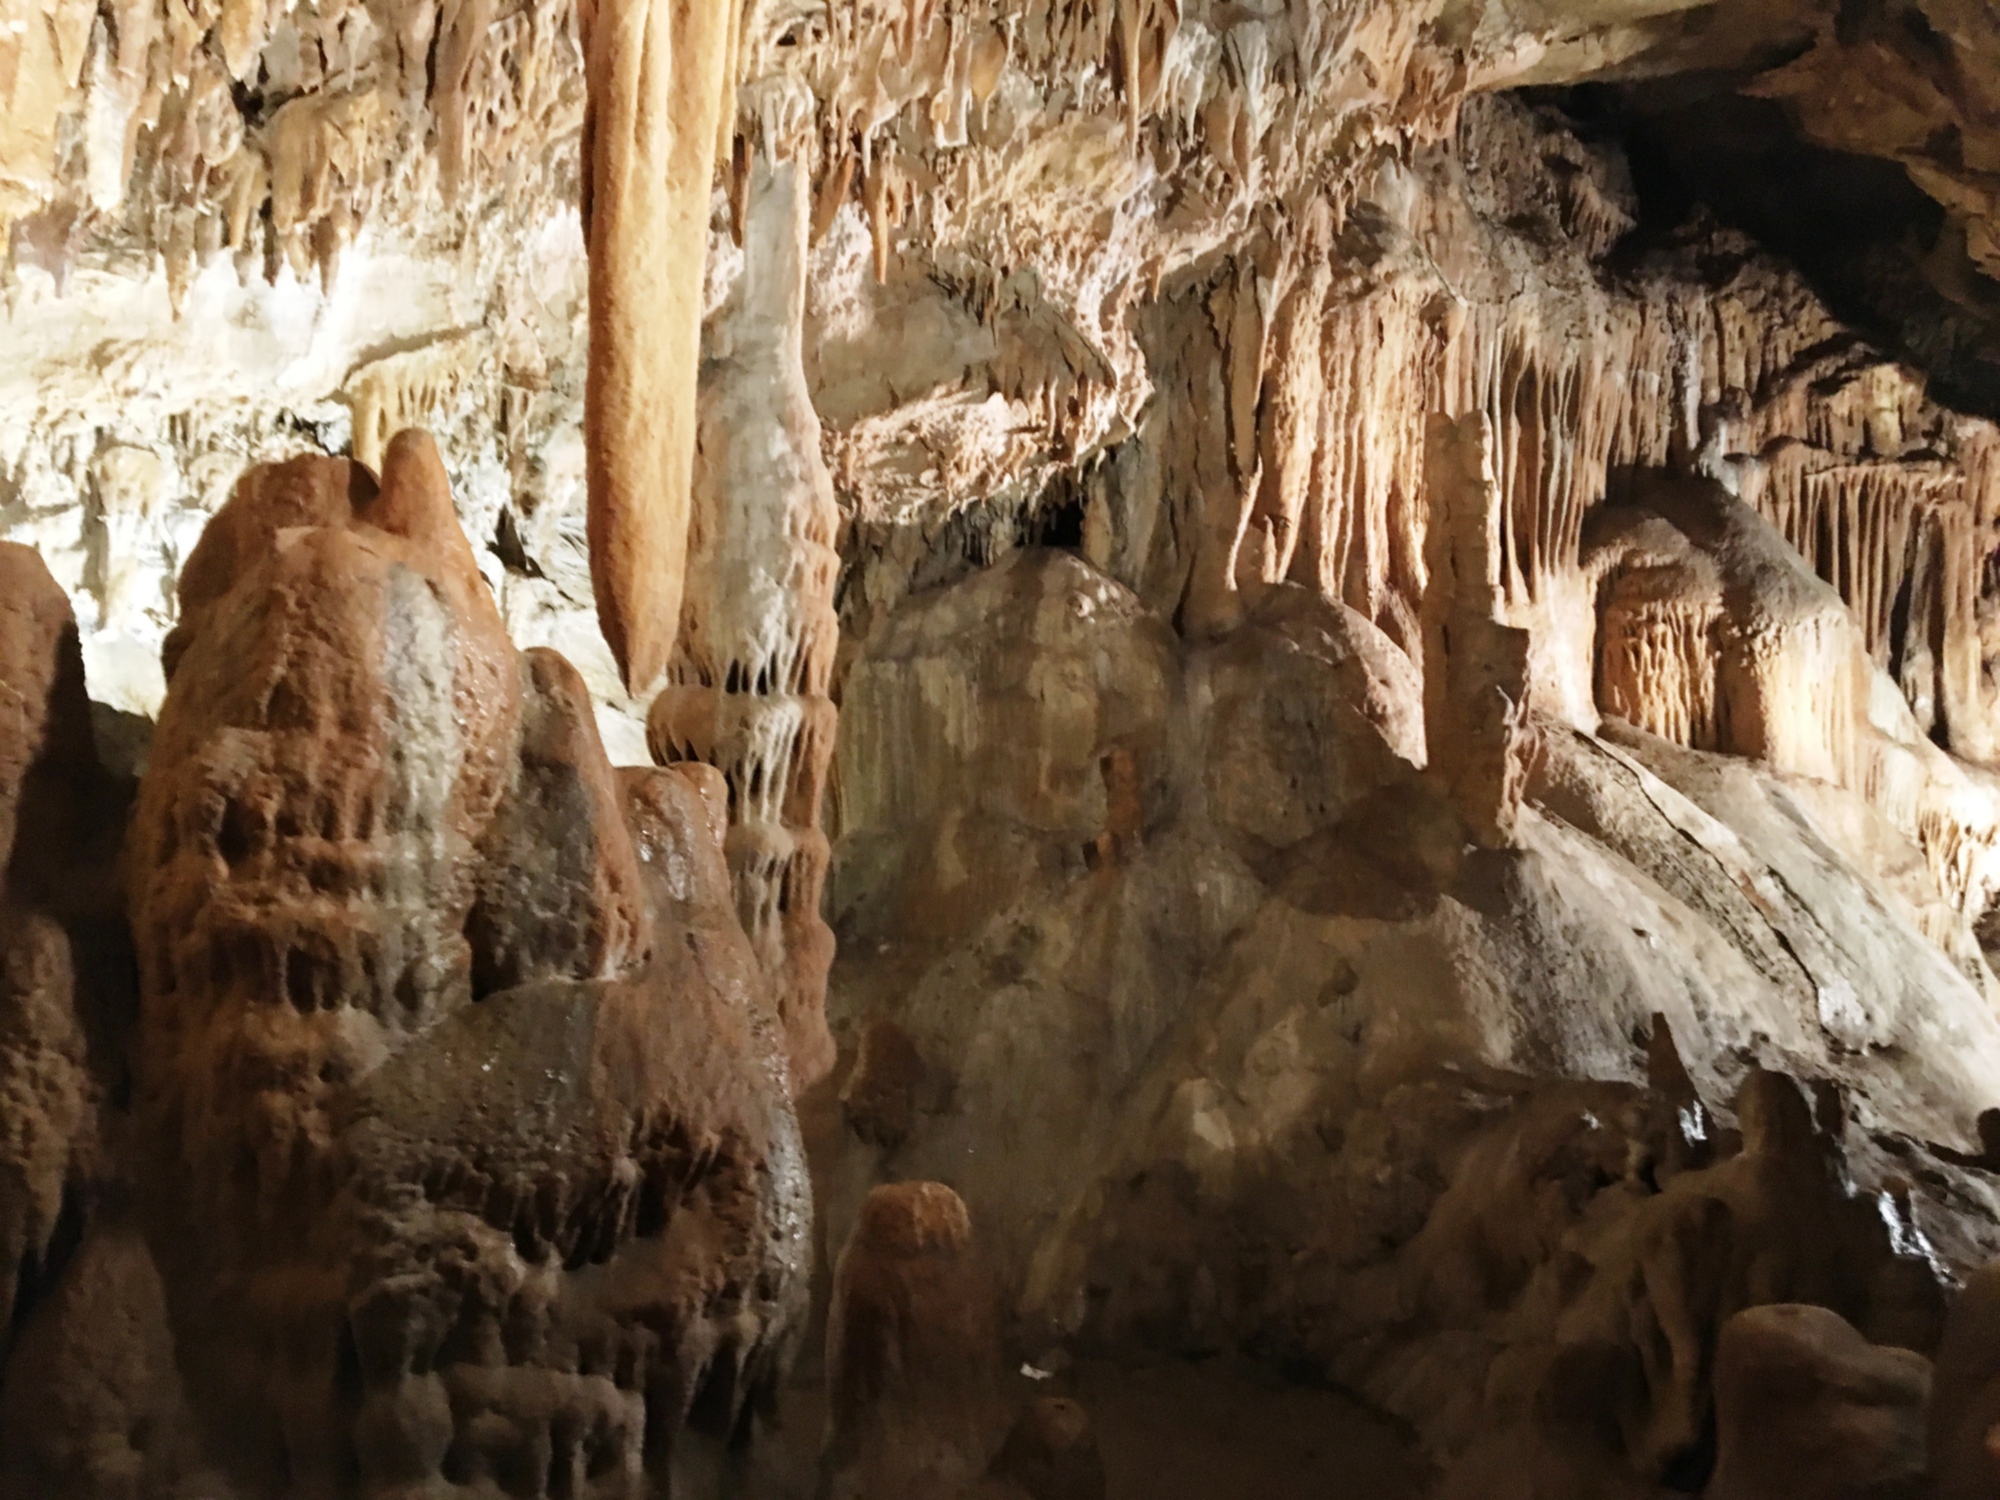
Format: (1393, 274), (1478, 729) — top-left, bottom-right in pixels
(1128, 104), (2000, 934)
(0, 0), (586, 304)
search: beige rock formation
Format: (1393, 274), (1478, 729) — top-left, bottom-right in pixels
(650, 148), (842, 1092)
(582, 0), (740, 695)
(1422, 410), (1537, 847)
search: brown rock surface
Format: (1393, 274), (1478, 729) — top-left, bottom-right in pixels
(1708, 1303), (1931, 1500)
(113, 429), (809, 1497)
(1931, 1265), (2000, 1500)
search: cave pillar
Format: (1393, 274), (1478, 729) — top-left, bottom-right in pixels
(649, 150), (840, 1093)
(1422, 411), (1535, 847)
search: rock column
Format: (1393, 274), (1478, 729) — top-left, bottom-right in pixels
(1422, 411), (1535, 846)
(650, 151), (840, 1091)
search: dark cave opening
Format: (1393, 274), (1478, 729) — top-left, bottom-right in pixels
(1531, 77), (2000, 419)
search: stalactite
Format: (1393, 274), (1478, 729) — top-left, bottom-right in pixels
(345, 333), (488, 475)
(1599, 597), (1723, 753)
(648, 150), (840, 1093)
(1293, 287), (1438, 635)
(581, 0), (741, 694)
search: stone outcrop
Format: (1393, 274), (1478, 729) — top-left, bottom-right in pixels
(0, 430), (815, 1499)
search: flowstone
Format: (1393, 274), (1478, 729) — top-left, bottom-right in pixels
(0, 431), (815, 1499)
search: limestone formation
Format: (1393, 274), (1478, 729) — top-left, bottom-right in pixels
(1589, 474), (1871, 788)
(1707, 1303), (1931, 1500)
(112, 429), (808, 1497)
(582, 0), (741, 694)
(650, 148), (842, 1093)
(17, 1), (2000, 1496)
(822, 1181), (1003, 1500)
(1422, 410), (1537, 847)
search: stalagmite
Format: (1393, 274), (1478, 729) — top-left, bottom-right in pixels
(1423, 410), (1535, 847)
(822, 1182), (1002, 1500)
(582, 0), (741, 693)
(649, 149), (841, 1092)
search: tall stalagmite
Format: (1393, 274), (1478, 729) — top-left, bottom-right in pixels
(1422, 410), (1535, 846)
(651, 151), (841, 1092)
(582, 0), (741, 693)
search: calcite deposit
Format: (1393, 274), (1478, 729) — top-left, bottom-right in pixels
(1, 436), (810, 1498)
(14, 0), (2000, 1497)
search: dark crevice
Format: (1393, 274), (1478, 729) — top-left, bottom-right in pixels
(1531, 81), (2000, 419)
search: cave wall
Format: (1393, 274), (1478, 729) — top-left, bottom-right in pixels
(12, 2), (2000, 1497)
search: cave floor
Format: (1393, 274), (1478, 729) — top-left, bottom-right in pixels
(734, 1353), (1433, 1500)
(726, 1078), (1435, 1499)
(1060, 1355), (1433, 1500)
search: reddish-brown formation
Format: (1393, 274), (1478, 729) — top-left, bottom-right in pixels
(822, 1180), (1003, 1500)
(114, 430), (808, 1497)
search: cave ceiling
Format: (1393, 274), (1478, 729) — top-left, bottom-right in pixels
(4, 0), (2000, 729)
(4, 0), (1999, 423)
